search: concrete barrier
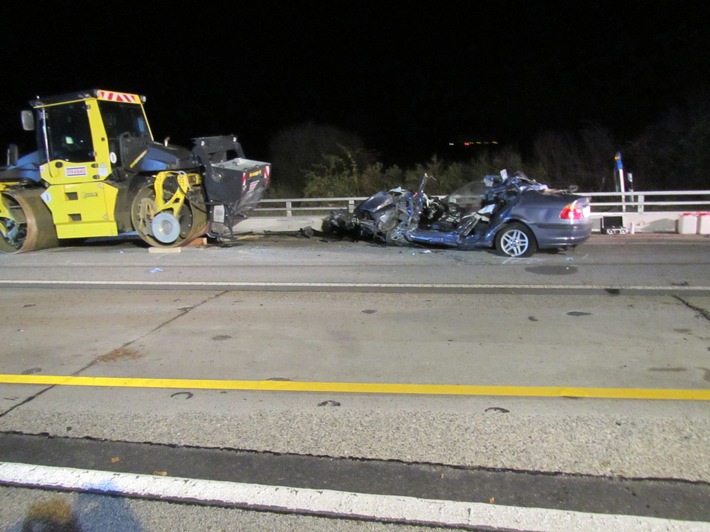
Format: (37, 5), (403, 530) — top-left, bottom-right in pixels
(235, 216), (326, 234)
(241, 213), (710, 236)
(678, 213), (700, 234)
(699, 212), (710, 235)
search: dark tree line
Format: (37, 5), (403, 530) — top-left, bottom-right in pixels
(267, 93), (710, 198)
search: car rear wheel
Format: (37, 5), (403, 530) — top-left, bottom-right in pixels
(495, 222), (537, 257)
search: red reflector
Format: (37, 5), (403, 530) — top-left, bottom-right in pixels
(242, 172), (247, 188)
(560, 201), (583, 221)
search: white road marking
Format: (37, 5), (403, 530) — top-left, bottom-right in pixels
(0, 462), (705, 531)
(0, 279), (709, 292)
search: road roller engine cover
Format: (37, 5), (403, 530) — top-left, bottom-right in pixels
(0, 89), (271, 253)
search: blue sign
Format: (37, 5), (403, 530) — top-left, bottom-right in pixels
(614, 152), (623, 171)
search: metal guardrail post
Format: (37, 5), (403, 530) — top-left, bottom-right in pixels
(286, 200), (292, 217)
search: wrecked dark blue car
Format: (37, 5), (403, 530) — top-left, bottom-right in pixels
(324, 171), (593, 257)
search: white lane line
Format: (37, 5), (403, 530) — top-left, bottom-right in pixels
(0, 462), (704, 531)
(0, 279), (708, 291)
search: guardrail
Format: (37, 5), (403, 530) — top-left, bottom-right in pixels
(250, 190), (710, 234)
(583, 190), (710, 213)
(253, 190), (710, 215)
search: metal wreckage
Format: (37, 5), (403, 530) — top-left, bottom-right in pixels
(323, 170), (593, 258)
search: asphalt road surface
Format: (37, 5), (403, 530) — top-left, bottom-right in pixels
(0, 232), (709, 531)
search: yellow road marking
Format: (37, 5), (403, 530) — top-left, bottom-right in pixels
(0, 374), (708, 400)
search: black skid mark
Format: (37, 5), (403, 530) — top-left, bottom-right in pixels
(170, 392), (194, 399)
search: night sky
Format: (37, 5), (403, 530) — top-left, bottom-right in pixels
(1, 1), (708, 167)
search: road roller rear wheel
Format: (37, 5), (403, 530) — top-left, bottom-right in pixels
(130, 185), (208, 248)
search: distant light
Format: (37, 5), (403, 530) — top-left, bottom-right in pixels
(449, 140), (500, 147)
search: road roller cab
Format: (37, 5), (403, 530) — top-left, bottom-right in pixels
(0, 89), (270, 253)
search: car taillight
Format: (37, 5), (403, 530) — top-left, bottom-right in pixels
(559, 200), (586, 221)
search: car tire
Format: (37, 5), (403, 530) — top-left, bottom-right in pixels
(495, 222), (537, 257)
